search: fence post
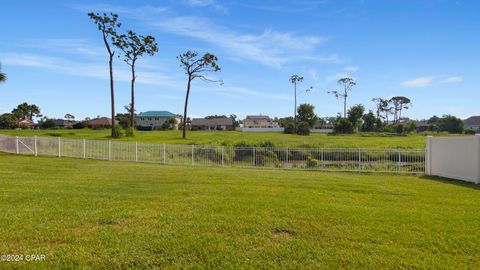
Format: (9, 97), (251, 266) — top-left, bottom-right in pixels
(253, 147), (256, 167)
(15, 136), (19, 154)
(285, 148), (289, 168)
(163, 144), (166, 163)
(321, 149), (324, 168)
(108, 140), (112, 161)
(34, 136), (37, 156)
(425, 136), (432, 175)
(192, 145), (194, 165)
(135, 142), (138, 162)
(58, 137), (61, 157)
(358, 148), (361, 171)
(83, 139), (86, 159)
(397, 149), (401, 173)
(476, 135), (480, 184)
(221, 146), (224, 166)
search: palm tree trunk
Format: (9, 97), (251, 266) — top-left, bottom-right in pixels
(182, 76), (192, 139)
(343, 95), (347, 118)
(294, 83), (297, 127)
(130, 62), (136, 129)
(109, 53), (116, 138)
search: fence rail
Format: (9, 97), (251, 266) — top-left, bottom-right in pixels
(0, 135), (425, 173)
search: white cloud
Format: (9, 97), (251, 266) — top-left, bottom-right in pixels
(71, 3), (168, 19)
(184, 0), (228, 13)
(152, 16), (337, 68)
(401, 76), (463, 87)
(440, 76), (463, 84)
(401, 76), (434, 88)
(343, 66), (358, 72)
(0, 53), (183, 89)
(20, 38), (104, 57)
(326, 72), (355, 82)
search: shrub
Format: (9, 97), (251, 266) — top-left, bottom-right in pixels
(307, 157), (319, 168)
(283, 122), (296, 134)
(395, 124), (404, 134)
(259, 140), (275, 148)
(72, 121), (86, 129)
(111, 126), (124, 138)
(333, 118), (354, 134)
(465, 129), (476, 135)
(125, 127), (134, 137)
(41, 119), (56, 129)
(296, 121), (310, 136)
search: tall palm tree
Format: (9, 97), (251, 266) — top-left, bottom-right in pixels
(0, 63), (6, 83)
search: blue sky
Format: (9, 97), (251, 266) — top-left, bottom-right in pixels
(0, 0), (478, 120)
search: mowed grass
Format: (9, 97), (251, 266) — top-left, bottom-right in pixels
(0, 129), (439, 148)
(0, 153), (479, 269)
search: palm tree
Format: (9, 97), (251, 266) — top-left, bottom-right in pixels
(0, 63), (6, 83)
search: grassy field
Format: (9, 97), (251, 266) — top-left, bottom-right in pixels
(0, 153), (479, 269)
(0, 129), (445, 148)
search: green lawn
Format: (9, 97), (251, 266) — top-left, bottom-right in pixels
(0, 129), (443, 148)
(0, 153), (479, 269)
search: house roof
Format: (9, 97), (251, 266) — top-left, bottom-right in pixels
(464, 116), (480, 125)
(137, 111), (177, 117)
(192, 117), (232, 126)
(245, 115), (272, 119)
(88, 117), (112, 126)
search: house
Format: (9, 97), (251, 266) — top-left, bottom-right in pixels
(52, 119), (75, 127)
(18, 119), (36, 129)
(191, 117), (234, 131)
(135, 111), (181, 130)
(414, 120), (430, 132)
(464, 116), (480, 133)
(243, 115), (280, 128)
(88, 117), (112, 129)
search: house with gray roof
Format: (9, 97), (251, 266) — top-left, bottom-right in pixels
(135, 111), (181, 130)
(191, 117), (234, 131)
(464, 116), (480, 133)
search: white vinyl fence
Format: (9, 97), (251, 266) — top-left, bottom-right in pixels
(0, 135), (425, 173)
(426, 135), (480, 184)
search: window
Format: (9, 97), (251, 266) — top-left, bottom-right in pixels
(148, 117), (152, 121)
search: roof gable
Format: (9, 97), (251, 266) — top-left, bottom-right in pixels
(464, 116), (480, 125)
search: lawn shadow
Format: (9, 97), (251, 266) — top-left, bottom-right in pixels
(420, 175), (480, 191)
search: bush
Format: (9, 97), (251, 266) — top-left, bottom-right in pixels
(296, 121), (310, 136)
(41, 119), (56, 129)
(333, 118), (354, 134)
(307, 157), (319, 168)
(283, 122), (297, 134)
(395, 124), (404, 134)
(259, 140), (275, 148)
(125, 127), (134, 137)
(72, 121), (86, 129)
(465, 129), (476, 135)
(111, 126), (124, 138)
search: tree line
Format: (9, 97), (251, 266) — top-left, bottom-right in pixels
(279, 76), (465, 135)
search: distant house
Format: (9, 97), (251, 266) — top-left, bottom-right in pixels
(88, 117), (112, 129)
(135, 111), (181, 130)
(464, 116), (480, 133)
(414, 120), (430, 132)
(243, 115), (279, 128)
(52, 119), (75, 127)
(18, 119), (36, 129)
(191, 117), (234, 131)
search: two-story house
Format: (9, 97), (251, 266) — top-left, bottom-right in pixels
(243, 115), (279, 128)
(135, 111), (181, 130)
